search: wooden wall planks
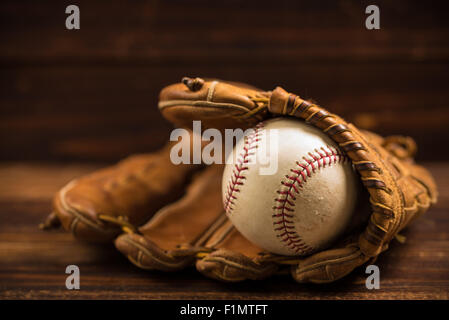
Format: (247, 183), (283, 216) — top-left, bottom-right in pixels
(1, 0), (449, 161)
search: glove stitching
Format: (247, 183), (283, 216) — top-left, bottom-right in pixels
(59, 180), (116, 234)
(207, 81), (218, 101)
(158, 100), (253, 113)
(121, 237), (189, 269)
(193, 213), (228, 247)
(297, 250), (364, 274)
(204, 256), (274, 274)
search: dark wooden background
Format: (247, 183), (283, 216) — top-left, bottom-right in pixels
(1, 0), (448, 300)
(1, 0), (449, 162)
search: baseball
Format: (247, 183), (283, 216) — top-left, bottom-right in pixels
(222, 117), (360, 256)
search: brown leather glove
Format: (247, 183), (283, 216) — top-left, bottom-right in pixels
(46, 77), (437, 284)
(111, 78), (279, 278)
(154, 77), (438, 283)
(114, 164), (278, 279)
(159, 77), (270, 131)
(43, 80), (278, 279)
(45, 146), (278, 279)
(42, 135), (201, 242)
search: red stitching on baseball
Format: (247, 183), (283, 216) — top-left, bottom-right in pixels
(224, 122), (264, 214)
(273, 145), (349, 254)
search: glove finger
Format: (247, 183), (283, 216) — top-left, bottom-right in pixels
(387, 158), (438, 230)
(291, 244), (370, 283)
(195, 219), (279, 282)
(158, 77), (270, 131)
(48, 138), (200, 242)
(115, 164), (225, 271)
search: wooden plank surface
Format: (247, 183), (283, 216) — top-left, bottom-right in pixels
(1, 0), (449, 162)
(0, 162), (447, 300)
(2, 63), (448, 162)
(2, 1), (449, 62)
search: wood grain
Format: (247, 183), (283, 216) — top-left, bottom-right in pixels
(0, 162), (447, 299)
(1, 1), (449, 297)
(2, 1), (448, 62)
(1, 0), (449, 162)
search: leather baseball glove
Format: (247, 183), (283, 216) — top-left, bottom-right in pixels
(156, 77), (438, 283)
(44, 77), (437, 284)
(43, 80), (278, 280)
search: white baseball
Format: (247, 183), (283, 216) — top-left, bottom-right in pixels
(222, 117), (359, 256)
